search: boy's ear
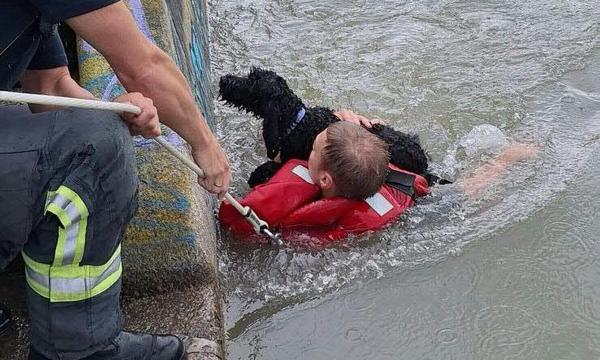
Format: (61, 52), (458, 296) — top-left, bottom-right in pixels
(319, 171), (335, 190)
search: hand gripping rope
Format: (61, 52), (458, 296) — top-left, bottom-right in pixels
(0, 91), (283, 246)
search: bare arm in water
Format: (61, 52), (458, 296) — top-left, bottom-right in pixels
(461, 143), (539, 199)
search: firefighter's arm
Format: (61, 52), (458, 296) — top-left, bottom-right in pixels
(65, 1), (230, 197)
(20, 66), (95, 113)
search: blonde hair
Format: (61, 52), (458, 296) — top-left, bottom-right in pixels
(322, 122), (390, 199)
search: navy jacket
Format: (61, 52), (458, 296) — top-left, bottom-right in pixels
(0, 0), (118, 90)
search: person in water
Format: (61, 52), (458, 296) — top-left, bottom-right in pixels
(219, 120), (430, 244)
(307, 118), (390, 200)
(219, 114), (538, 245)
(332, 110), (539, 200)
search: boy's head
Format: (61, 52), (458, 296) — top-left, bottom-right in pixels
(308, 122), (390, 199)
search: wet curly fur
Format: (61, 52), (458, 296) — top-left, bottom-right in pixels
(219, 67), (432, 187)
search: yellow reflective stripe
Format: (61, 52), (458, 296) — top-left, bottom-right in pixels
(73, 214), (87, 265)
(25, 269), (49, 299)
(23, 245), (121, 279)
(25, 263), (123, 303)
(55, 186), (89, 224)
(47, 263), (123, 303)
(25, 185), (120, 303)
(52, 222), (67, 267)
(22, 251), (48, 274)
(44, 190), (56, 212)
(46, 203), (71, 227)
(45, 186), (89, 266)
(22, 245), (122, 303)
(56, 186), (88, 265)
(89, 245), (121, 278)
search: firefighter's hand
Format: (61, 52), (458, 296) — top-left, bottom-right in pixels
(115, 92), (161, 138)
(192, 139), (231, 199)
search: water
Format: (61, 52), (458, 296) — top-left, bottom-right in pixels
(208, 0), (600, 358)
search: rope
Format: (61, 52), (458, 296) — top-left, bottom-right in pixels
(0, 91), (282, 245)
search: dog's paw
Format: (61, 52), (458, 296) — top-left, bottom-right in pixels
(248, 161), (283, 188)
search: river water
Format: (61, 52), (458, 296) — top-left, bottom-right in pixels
(208, 1), (600, 358)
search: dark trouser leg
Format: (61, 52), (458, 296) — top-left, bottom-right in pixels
(1, 106), (184, 360)
(0, 302), (11, 336)
(18, 108), (138, 360)
(0, 106), (51, 270)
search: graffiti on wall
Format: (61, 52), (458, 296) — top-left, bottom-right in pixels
(77, 0), (214, 246)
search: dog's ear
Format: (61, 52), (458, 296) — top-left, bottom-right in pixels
(262, 115), (280, 160)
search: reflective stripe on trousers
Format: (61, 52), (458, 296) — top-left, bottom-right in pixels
(22, 185), (122, 303)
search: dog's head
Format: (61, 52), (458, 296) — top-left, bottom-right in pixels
(219, 67), (305, 160)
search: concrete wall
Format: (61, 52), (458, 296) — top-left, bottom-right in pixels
(78, 0), (223, 357)
(78, 0), (219, 296)
(0, 1), (223, 359)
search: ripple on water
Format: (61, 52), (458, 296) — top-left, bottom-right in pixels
(290, 347), (335, 360)
(493, 254), (588, 326)
(535, 213), (593, 270)
(341, 294), (418, 350)
(344, 326), (363, 343)
(560, 191), (598, 224)
(343, 285), (381, 312)
(434, 259), (480, 298)
(475, 305), (542, 359)
(570, 296), (600, 330)
(435, 328), (459, 345)
(384, 306), (416, 348)
(394, 266), (437, 287)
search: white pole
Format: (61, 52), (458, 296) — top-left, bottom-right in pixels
(0, 91), (140, 114)
(0, 91), (281, 244)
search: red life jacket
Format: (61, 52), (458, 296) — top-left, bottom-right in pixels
(218, 159), (429, 246)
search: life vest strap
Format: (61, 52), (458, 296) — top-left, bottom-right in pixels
(385, 169), (416, 199)
(423, 173), (453, 186)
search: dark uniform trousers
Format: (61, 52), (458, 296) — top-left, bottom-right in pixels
(0, 106), (138, 360)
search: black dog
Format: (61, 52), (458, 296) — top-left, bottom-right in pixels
(219, 67), (438, 187)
